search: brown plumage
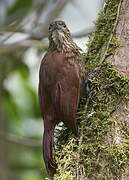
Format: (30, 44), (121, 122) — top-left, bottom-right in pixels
(38, 20), (85, 176)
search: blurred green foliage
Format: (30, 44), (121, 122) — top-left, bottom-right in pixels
(0, 0), (72, 178)
(0, 0), (48, 179)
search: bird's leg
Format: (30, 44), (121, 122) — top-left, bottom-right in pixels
(84, 67), (101, 90)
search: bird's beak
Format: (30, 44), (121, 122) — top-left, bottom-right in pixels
(52, 24), (62, 31)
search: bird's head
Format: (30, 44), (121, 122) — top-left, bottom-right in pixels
(48, 20), (72, 47)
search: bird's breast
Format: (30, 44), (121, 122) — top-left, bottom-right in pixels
(40, 51), (80, 88)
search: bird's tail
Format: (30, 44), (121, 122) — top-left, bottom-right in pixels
(43, 129), (57, 175)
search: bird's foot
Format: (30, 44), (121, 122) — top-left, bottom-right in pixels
(84, 67), (101, 90)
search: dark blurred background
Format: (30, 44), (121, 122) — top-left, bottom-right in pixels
(0, 0), (104, 179)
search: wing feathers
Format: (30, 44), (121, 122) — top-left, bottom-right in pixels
(52, 79), (79, 135)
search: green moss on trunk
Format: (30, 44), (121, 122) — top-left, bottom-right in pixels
(55, 0), (129, 179)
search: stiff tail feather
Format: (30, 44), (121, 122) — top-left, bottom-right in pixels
(43, 129), (57, 175)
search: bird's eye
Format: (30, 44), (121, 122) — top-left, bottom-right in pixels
(63, 24), (66, 28)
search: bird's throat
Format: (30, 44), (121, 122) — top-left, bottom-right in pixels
(50, 31), (80, 57)
(52, 30), (65, 45)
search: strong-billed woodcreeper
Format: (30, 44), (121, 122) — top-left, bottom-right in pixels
(38, 20), (85, 176)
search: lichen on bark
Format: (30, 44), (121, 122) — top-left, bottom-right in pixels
(54, 0), (129, 179)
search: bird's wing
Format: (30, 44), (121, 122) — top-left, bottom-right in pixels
(38, 54), (55, 123)
(51, 66), (80, 135)
(39, 52), (80, 135)
(38, 55), (57, 175)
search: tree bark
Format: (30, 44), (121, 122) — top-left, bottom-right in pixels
(108, 0), (129, 77)
(108, 0), (129, 179)
(55, 0), (129, 179)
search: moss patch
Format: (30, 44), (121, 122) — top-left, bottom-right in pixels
(54, 0), (129, 179)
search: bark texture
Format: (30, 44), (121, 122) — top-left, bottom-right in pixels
(108, 0), (129, 179)
(109, 0), (129, 77)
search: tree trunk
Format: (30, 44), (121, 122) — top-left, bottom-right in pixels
(109, 0), (129, 179)
(55, 0), (129, 179)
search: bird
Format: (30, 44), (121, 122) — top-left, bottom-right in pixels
(38, 20), (85, 176)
